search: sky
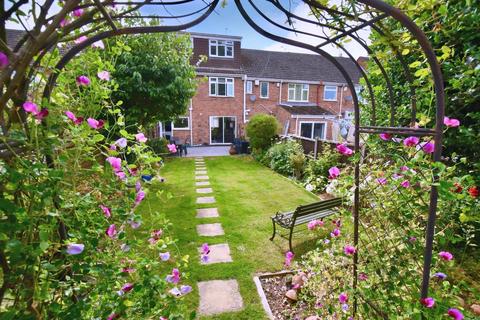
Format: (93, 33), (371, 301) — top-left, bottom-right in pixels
(5, 0), (369, 58)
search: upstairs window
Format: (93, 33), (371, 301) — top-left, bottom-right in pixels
(288, 83), (309, 102)
(209, 77), (234, 97)
(323, 85), (338, 101)
(260, 82), (269, 98)
(246, 81), (253, 94)
(209, 40), (234, 58)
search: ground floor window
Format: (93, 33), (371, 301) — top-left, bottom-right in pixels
(173, 116), (189, 129)
(299, 122), (326, 140)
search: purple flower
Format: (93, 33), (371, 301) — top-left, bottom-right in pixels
(400, 180), (410, 188)
(134, 191), (145, 207)
(121, 283), (134, 293)
(115, 138), (127, 148)
(358, 272), (368, 281)
(324, 238), (330, 244)
(180, 285), (192, 295)
(379, 133), (391, 141)
(107, 313), (118, 320)
(331, 228), (341, 237)
(120, 243), (130, 252)
(342, 303), (349, 311)
(92, 40), (105, 49)
(420, 297), (435, 308)
(59, 18), (69, 27)
(284, 251), (294, 267)
(433, 272), (447, 280)
(74, 36), (87, 44)
(135, 181), (142, 192)
(344, 245), (356, 255)
(0, 51), (9, 68)
(418, 141), (434, 154)
(76, 75), (90, 86)
(23, 101), (48, 120)
(66, 243), (84, 255)
(377, 177), (387, 185)
(166, 268), (180, 284)
(403, 136), (419, 147)
(160, 252), (170, 261)
(328, 166), (340, 179)
(106, 224), (117, 238)
(400, 165), (409, 171)
(339, 293), (348, 303)
(135, 133), (147, 143)
(97, 70), (110, 81)
(201, 243), (210, 255)
(65, 111), (83, 125)
(169, 287), (181, 296)
(87, 117), (104, 129)
(439, 251), (453, 261)
(73, 8), (84, 17)
(307, 219), (324, 230)
(128, 219), (141, 229)
(99, 204), (111, 218)
(409, 236), (417, 243)
(106, 157), (122, 172)
(444, 117), (460, 128)
(447, 308), (464, 320)
(336, 144), (353, 156)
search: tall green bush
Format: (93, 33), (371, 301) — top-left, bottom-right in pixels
(245, 114), (280, 152)
(265, 139), (304, 177)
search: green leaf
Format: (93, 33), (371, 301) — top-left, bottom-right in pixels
(93, 134), (105, 142)
(401, 48), (410, 55)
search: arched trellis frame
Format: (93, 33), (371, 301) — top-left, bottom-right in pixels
(1, 0), (445, 317)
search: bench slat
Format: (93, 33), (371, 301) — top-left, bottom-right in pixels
(294, 210), (335, 225)
(297, 198), (343, 211)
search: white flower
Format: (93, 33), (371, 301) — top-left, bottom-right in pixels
(305, 184), (314, 192)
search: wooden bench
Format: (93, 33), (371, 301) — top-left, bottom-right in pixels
(270, 197), (344, 252)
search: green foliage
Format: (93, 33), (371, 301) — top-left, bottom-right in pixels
(364, 0), (480, 181)
(147, 137), (169, 155)
(303, 145), (341, 192)
(245, 113), (280, 152)
(264, 139), (304, 177)
(111, 32), (197, 127)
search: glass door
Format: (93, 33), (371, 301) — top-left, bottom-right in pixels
(210, 116), (236, 144)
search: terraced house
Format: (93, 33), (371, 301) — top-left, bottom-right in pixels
(161, 32), (364, 146)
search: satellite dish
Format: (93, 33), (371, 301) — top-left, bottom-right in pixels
(249, 95), (256, 102)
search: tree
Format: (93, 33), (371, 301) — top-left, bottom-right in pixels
(245, 113), (280, 152)
(112, 32), (197, 127)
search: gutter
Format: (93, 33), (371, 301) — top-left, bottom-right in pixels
(243, 74), (247, 124)
(189, 99), (193, 145)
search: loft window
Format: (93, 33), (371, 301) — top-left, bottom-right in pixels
(323, 85), (338, 101)
(209, 40), (234, 58)
(260, 81), (269, 98)
(300, 122), (326, 140)
(209, 77), (234, 97)
(288, 83), (309, 102)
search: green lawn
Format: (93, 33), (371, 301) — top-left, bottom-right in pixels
(143, 155), (319, 319)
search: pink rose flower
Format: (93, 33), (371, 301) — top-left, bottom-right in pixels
(106, 224), (117, 238)
(344, 245), (356, 255)
(400, 180), (410, 188)
(135, 133), (147, 143)
(0, 51), (9, 68)
(403, 136), (419, 147)
(106, 157), (122, 172)
(328, 166), (340, 179)
(439, 251), (453, 261)
(447, 308), (464, 320)
(74, 36), (88, 44)
(336, 144), (353, 156)
(420, 297), (435, 308)
(379, 133), (391, 141)
(73, 8), (84, 17)
(65, 111), (83, 125)
(76, 75), (90, 86)
(87, 117), (104, 129)
(444, 117), (460, 127)
(339, 293), (348, 303)
(99, 204), (111, 218)
(97, 70), (110, 81)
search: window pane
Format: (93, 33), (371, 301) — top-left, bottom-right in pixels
(226, 83), (233, 96)
(210, 45), (216, 56)
(300, 123), (312, 138)
(313, 123), (325, 139)
(260, 82), (268, 97)
(173, 117), (189, 128)
(302, 89), (308, 101)
(218, 83), (226, 96)
(288, 88), (294, 100)
(210, 82), (216, 95)
(246, 81), (252, 94)
(226, 46), (233, 57)
(218, 45), (225, 56)
(324, 86), (337, 100)
(295, 85), (301, 100)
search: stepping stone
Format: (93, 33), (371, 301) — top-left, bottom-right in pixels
(196, 187), (213, 194)
(196, 181), (210, 186)
(195, 170), (207, 175)
(196, 223), (224, 236)
(196, 196), (215, 204)
(195, 175), (209, 180)
(195, 166), (206, 169)
(198, 280), (243, 315)
(199, 243), (232, 264)
(196, 208), (219, 218)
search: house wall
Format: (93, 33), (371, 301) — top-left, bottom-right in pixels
(192, 37), (242, 70)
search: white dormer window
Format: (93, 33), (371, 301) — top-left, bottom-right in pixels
(209, 40), (234, 58)
(323, 85), (338, 101)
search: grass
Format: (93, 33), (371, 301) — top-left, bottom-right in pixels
(142, 155), (319, 319)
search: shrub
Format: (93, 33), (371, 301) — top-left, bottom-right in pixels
(303, 145), (341, 192)
(147, 137), (169, 155)
(265, 139), (304, 176)
(245, 114), (280, 152)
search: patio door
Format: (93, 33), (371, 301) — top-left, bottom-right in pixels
(210, 116), (236, 144)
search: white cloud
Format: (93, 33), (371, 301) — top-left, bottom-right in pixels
(263, 3), (370, 59)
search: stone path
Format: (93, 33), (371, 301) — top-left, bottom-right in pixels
(193, 157), (244, 316)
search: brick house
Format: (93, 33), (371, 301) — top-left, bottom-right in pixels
(161, 32), (363, 146)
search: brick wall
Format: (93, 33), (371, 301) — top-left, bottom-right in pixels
(192, 37), (242, 70)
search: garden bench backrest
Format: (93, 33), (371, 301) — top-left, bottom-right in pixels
(293, 197), (343, 221)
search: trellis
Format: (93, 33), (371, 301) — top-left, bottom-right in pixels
(0, 0), (444, 317)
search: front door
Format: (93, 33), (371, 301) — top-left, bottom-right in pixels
(210, 116), (236, 144)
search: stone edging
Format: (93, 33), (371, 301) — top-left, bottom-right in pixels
(253, 270), (295, 320)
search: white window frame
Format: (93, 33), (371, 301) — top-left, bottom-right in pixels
(209, 39), (234, 58)
(246, 80), (253, 94)
(260, 81), (269, 98)
(323, 85), (338, 101)
(172, 116), (190, 130)
(209, 77), (234, 97)
(299, 121), (327, 140)
(354, 85), (363, 102)
(288, 83), (309, 102)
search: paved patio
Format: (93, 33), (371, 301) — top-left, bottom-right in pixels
(185, 146), (230, 157)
